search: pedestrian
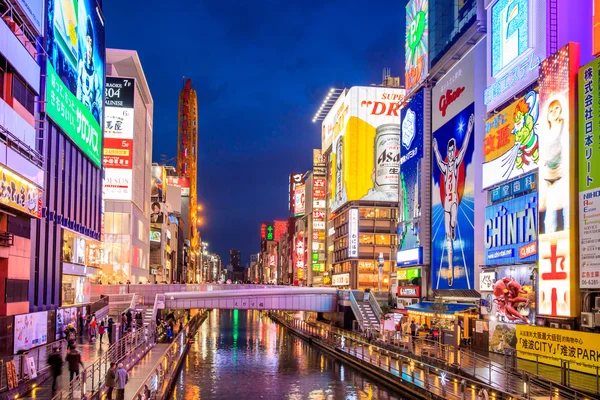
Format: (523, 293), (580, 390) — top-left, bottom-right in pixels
(65, 323), (77, 347)
(89, 314), (97, 343)
(126, 309), (133, 329)
(47, 347), (62, 393)
(65, 344), (84, 381)
(410, 320), (417, 337)
(105, 362), (116, 400)
(166, 324), (173, 342)
(115, 363), (128, 400)
(121, 313), (127, 334)
(107, 318), (114, 345)
(98, 320), (106, 344)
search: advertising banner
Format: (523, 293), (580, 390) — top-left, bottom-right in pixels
(578, 57), (600, 288)
(484, 193), (538, 265)
(103, 168), (132, 201)
(295, 232), (304, 272)
(265, 223), (274, 241)
(431, 101), (475, 290)
(294, 184), (306, 217)
(537, 44), (579, 317)
(490, 173), (536, 203)
(313, 149), (325, 167)
(405, 0), (428, 93)
(332, 273), (350, 286)
(46, 0), (105, 167)
(399, 89), (424, 255)
(289, 173), (303, 216)
(348, 208), (359, 258)
(482, 90), (540, 189)
(166, 176), (190, 196)
(0, 166), (42, 218)
(273, 220), (287, 242)
(14, 311), (48, 353)
(321, 90), (348, 152)
(329, 87), (405, 212)
(516, 325), (600, 375)
(15, 0), (44, 36)
(485, 0), (546, 113)
(151, 166), (167, 202)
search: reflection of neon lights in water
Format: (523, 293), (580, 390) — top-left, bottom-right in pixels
(232, 309), (239, 363)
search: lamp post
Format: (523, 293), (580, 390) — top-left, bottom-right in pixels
(378, 252), (384, 292)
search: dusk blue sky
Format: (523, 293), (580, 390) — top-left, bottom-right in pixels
(104, 1), (405, 264)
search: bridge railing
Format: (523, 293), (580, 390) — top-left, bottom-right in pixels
(348, 290), (365, 331)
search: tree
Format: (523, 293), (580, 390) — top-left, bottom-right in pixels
(431, 297), (449, 329)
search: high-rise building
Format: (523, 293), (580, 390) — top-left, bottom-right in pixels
(100, 49), (153, 284)
(230, 249), (241, 270)
(0, 1), (46, 315)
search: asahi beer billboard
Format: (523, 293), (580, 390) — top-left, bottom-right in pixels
(328, 86), (406, 212)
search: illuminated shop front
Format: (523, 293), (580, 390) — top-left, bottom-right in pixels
(404, 301), (478, 345)
(62, 229), (101, 305)
(330, 205), (397, 290)
(393, 267), (422, 308)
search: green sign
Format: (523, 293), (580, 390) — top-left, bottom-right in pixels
(266, 224), (274, 241)
(45, 0), (105, 168)
(397, 267), (421, 281)
(312, 252), (319, 261)
(579, 58), (600, 191)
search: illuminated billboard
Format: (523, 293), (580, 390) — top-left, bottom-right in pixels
(484, 194), (538, 266)
(405, 0), (428, 93)
(46, 0), (105, 167)
(348, 208), (358, 258)
(294, 184), (305, 217)
(482, 90), (540, 188)
(151, 166), (166, 203)
(328, 86), (405, 212)
(579, 57), (600, 288)
(103, 77), (135, 200)
(398, 89), (424, 257)
(321, 90), (348, 152)
(0, 166), (42, 218)
(485, 0), (546, 112)
(537, 43), (579, 317)
(273, 220), (288, 242)
(288, 173), (303, 216)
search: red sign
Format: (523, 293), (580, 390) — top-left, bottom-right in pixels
(313, 210), (325, 220)
(439, 87), (465, 117)
(273, 220), (288, 242)
(260, 223), (267, 239)
(295, 232), (305, 270)
(519, 242), (537, 259)
(397, 286), (420, 298)
(103, 138), (133, 169)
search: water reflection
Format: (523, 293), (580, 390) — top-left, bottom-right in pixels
(172, 310), (404, 400)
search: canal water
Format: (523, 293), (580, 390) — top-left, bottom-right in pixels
(172, 309), (404, 400)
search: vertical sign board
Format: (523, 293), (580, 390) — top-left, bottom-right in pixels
(594, 0), (600, 57)
(104, 77), (135, 201)
(578, 57), (600, 288)
(538, 43), (579, 317)
(348, 208), (359, 258)
(289, 173), (303, 216)
(399, 89), (424, 257)
(431, 43), (479, 290)
(45, 0), (105, 167)
(405, 0), (428, 94)
(485, 0), (547, 113)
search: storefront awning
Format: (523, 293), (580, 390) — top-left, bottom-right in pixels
(404, 301), (477, 315)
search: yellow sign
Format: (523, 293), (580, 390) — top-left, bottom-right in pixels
(516, 325), (600, 374)
(0, 166), (42, 218)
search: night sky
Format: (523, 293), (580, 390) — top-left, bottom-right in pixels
(104, 1), (405, 264)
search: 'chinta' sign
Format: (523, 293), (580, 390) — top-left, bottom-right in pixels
(405, 0), (428, 94)
(484, 194), (538, 265)
(484, 0), (546, 113)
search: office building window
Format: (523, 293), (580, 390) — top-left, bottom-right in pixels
(12, 74), (35, 114)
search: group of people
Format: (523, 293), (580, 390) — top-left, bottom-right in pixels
(47, 346), (128, 398)
(65, 314), (114, 347)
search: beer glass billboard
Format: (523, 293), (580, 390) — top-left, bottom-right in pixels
(328, 86), (406, 212)
(45, 0), (106, 167)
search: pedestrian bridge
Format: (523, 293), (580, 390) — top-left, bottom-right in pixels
(165, 287), (337, 312)
(91, 284), (339, 312)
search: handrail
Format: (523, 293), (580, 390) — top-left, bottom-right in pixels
(131, 313), (203, 399)
(0, 0), (41, 57)
(51, 322), (157, 400)
(129, 293), (138, 311)
(348, 290), (365, 331)
(367, 291), (383, 321)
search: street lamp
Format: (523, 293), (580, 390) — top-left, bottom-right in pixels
(378, 252), (384, 292)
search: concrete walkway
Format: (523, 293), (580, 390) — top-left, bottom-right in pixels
(123, 343), (169, 399)
(22, 337), (110, 399)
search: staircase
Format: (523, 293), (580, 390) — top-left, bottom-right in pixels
(349, 291), (382, 332)
(357, 301), (380, 331)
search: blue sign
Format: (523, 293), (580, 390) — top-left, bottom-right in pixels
(431, 103), (475, 290)
(484, 193), (538, 265)
(490, 173), (535, 203)
(396, 247), (423, 267)
(399, 89), (424, 253)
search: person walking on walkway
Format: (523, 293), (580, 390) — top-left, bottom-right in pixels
(65, 323), (77, 347)
(89, 314), (97, 343)
(98, 320), (106, 344)
(47, 347), (63, 393)
(107, 318), (114, 345)
(65, 344), (84, 382)
(105, 362), (116, 400)
(115, 363), (128, 400)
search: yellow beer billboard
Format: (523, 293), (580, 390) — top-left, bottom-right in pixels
(326, 86), (406, 212)
(516, 324), (600, 374)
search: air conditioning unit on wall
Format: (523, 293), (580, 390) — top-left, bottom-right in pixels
(581, 312), (595, 328)
(594, 297), (600, 310)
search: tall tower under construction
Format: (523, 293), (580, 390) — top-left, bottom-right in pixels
(177, 79), (200, 282)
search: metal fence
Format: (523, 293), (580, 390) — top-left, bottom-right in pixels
(274, 312), (594, 400)
(131, 313), (204, 400)
(51, 323), (156, 400)
(0, 339), (67, 392)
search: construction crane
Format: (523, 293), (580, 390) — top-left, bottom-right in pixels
(177, 78), (200, 281)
